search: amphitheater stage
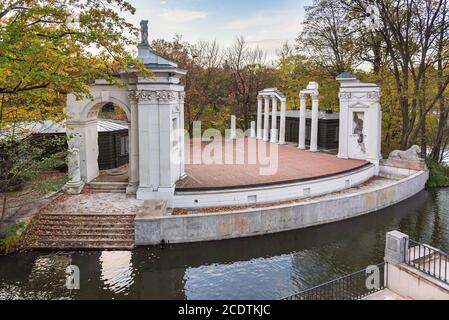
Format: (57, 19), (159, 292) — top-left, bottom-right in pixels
(177, 139), (369, 191)
(174, 139), (374, 209)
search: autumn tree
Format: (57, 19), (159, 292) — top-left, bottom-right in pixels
(0, 0), (145, 128)
(0, 0), (145, 219)
(297, 0), (360, 77)
(226, 37), (276, 130)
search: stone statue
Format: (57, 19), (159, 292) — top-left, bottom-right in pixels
(140, 20), (149, 46)
(67, 147), (81, 183)
(389, 145), (423, 162)
(353, 113), (366, 153)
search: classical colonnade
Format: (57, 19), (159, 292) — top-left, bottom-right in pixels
(255, 82), (320, 151)
(298, 82), (320, 152)
(256, 88), (287, 145)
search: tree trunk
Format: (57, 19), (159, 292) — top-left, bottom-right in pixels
(431, 1), (448, 163)
(1, 193), (7, 224)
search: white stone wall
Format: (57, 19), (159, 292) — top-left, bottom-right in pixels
(337, 74), (382, 171)
(136, 168), (428, 245)
(174, 164), (376, 209)
(386, 261), (449, 300)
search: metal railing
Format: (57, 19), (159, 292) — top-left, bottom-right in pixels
(282, 262), (386, 300)
(405, 239), (449, 285)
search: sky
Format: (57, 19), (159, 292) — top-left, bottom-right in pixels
(122, 0), (312, 61)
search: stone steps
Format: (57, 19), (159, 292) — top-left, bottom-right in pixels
(28, 213), (135, 250)
(38, 215), (134, 222)
(35, 226), (134, 233)
(31, 241), (135, 251)
(86, 182), (127, 194)
(34, 230), (133, 237)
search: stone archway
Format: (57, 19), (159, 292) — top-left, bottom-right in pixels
(64, 20), (187, 206)
(65, 82), (140, 195)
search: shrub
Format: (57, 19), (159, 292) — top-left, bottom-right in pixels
(427, 161), (449, 188)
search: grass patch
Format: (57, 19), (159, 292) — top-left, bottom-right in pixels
(34, 174), (69, 195)
(427, 161), (449, 188)
(0, 220), (28, 253)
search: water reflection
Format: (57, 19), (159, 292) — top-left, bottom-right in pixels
(100, 251), (134, 295)
(1, 189), (449, 300)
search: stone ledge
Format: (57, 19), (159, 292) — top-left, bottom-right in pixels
(135, 169), (428, 246)
(381, 159), (426, 171)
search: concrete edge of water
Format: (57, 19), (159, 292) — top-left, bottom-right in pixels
(135, 167), (429, 246)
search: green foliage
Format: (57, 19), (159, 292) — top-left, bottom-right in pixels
(427, 161), (449, 188)
(34, 174), (69, 194)
(0, 0), (148, 129)
(0, 220), (27, 252)
(0, 134), (67, 193)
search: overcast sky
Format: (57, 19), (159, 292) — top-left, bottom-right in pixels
(122, 0), (312, 61)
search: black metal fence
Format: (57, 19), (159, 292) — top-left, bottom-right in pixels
(405, 239), (449, 285)
(282, 262), (386, 300)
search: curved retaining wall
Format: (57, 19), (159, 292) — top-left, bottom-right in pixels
(174, 164), (376, 209)
(135, 167), (429, 245)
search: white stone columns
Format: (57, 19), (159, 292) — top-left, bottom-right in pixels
(310, 93), (319, 152)
(137, 98), (158, 192)
(279, 100), (286, 145)
(66, 121), (99, 182)
(270, 96), (278, 143)
(230, 115), (237, 140)
(337, 92), (350, 159)
(134, 89), (185, 207)
(250, 121), (256, 138)
(127, 99), (139, 194)
(298, 93), (307, 150)
(256, 96), (263, 139)
(298, 82), (320, 152)
(258, 88), (287, 144)
(179, 93), (186, 178)
(263, 96), (270, 141)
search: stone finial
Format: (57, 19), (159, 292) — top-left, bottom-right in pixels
(140, 20), (149, 46)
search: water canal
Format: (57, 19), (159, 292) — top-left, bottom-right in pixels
(1, 188), (448, 300)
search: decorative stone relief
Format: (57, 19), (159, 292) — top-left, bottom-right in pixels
(353, 112), (366, 153)
(156, 90), (176, 102)
(367, 92), (380, 100)
(128, 90), (178, 103)
(340, 92), (352, 99)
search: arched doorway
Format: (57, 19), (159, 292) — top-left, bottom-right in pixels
(65, 83), (139, 195)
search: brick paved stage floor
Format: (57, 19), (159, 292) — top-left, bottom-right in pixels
(176, 138), (369, 191)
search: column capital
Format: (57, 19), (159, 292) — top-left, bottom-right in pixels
(311, 93), (319, 101)
(300, 93), (308, 100)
